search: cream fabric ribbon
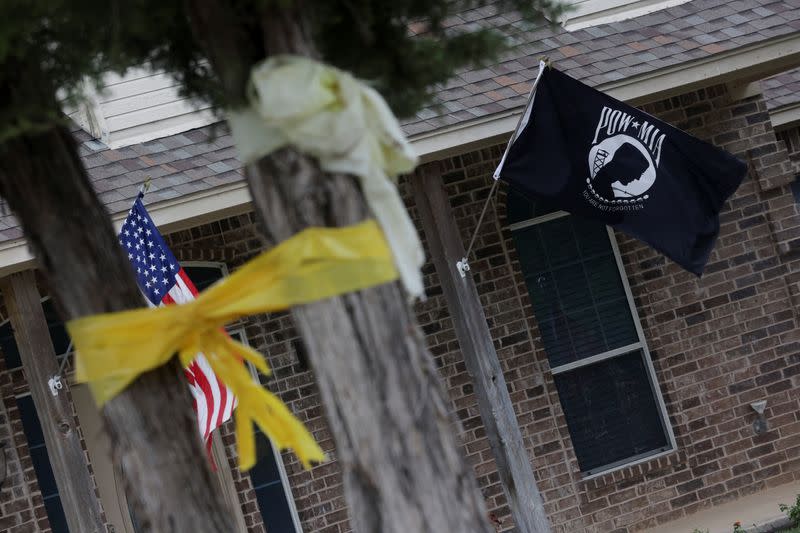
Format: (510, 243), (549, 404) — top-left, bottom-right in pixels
(227, 55), (425, 299)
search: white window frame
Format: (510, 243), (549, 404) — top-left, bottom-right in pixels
(510, 210), (676, 478)
(559, 0), (691, 31)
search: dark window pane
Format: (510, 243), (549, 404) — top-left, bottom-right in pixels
(30, 446), (60, 497)
(254, 483), (297, 533)
(42, 300), (70, 356)
(184, 265), (224, 292)
(17, 396), (45, 446)
(43, 497), (69, 533)
(250, 430), (297, 532)
(249, 433), (282, 490)
(553, 350), (669, 473)
(16, 396), (69, 532)
(512, 215), (637, 367)
(0, 321), (20, 369)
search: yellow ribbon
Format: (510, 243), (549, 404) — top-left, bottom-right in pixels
(67, 220), (398, 470)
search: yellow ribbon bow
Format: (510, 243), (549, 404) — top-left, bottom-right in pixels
(68, 220), (398, 470)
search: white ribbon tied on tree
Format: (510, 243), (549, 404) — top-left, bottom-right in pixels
(228, 55), (425, 299)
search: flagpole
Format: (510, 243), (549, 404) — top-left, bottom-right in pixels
(456, 59), (549, 277)
(492, 58), (549, 180)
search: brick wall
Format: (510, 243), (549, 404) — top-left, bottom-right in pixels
(0, 366), (46, 533)
(1, 81), (799, 533)
(0, 327), (107, 532)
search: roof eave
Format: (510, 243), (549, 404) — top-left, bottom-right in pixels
(2, 32), (800, 276)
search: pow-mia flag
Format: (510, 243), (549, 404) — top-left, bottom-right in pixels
(495, 63), (747, 275)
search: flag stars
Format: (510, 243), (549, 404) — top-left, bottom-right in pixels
(150, 265), (156, 272)
(159, 254), (166, 261)
(151, 276), (158, 284)
(146, 229), (152, 236)
(161, 266), (167, 273)
(149, 252), (156, 260)
(632, 121), (640, 128)
(162, 278), (169, 284)
(145, 281), (151, 288)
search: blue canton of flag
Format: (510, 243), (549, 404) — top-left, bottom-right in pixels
(118, 195), (180, 306)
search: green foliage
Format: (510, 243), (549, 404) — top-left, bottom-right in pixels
(0, 1), (214, 140)
(0, 0), (567, 140)
(309, 0), (568, 115)
(780, 493), (800, 526)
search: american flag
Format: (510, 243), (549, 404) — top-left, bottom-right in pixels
(118, 194), (236, 450)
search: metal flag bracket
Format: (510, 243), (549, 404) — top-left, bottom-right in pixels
(456, 257), (471, 278)
(48, 375), (63, 396)
(48, 341), (72, 396)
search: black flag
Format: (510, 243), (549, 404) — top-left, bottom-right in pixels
(495, 64), (747, 275)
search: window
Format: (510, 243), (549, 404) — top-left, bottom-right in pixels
(559, 0), (691, 31)
(15, 395), (69, 532)
(508, 190), (675, 476)
(248, 413), (303, 533)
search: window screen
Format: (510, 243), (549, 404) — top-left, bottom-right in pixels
(509, 189), (672, 475)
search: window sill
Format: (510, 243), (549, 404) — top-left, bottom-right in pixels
(579, 447), (686, 486)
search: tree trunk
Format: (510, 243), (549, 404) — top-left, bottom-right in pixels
(0, 125), (234, 532)
(187, 3), (493, 532)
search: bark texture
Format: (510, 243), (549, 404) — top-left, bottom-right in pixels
(187, 3), (493, 532)
(0, 125), (234, 532)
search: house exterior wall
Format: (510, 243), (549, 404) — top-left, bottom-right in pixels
(0, 82), (799, 533)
